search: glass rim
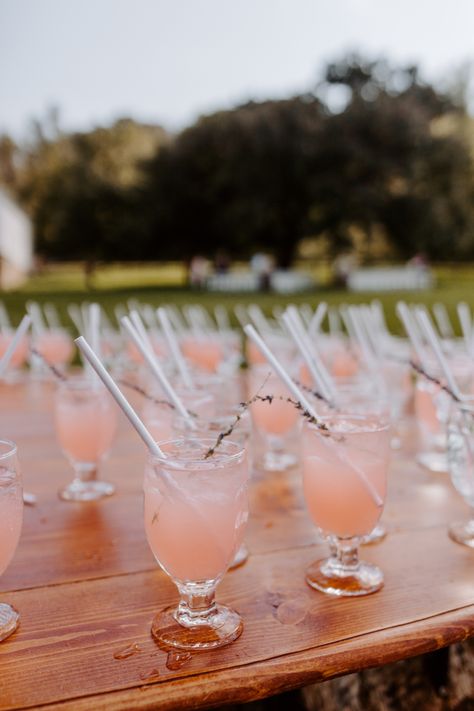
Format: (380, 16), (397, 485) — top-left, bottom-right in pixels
(306, 412), (390, 434)
(148, 437), (246, 468)
(0, 439), (17, 461)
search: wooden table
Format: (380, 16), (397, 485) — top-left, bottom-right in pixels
(1, 379), (474, 710)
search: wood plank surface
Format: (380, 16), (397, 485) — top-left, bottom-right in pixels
(0, 378), (474, 709)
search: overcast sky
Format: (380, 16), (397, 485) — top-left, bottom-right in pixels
(1, 0), (473, 138)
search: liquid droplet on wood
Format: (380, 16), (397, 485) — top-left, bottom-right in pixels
(113, 642), (142, 660)
(166, 650), (192, 671)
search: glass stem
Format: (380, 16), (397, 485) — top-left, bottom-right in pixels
(176, 583), (218, 626)
(333, 537), (360, 572)
(72, 463), (98, 484)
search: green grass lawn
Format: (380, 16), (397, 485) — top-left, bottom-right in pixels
(1, 262), (474, 334)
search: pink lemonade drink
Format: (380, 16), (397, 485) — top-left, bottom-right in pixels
(249, 366), (302, 471)
(54, 378), (118, 501)
(303, 417), (389, 538)
(55, 384), (117, 462)
(36, 329), (74, 368)
(0, 440), (23, 641)
(321, 337), (359, 379)
(181, 336), (224, 373)
(414, 376), (451, 473)
(0, 332), (29, 370)
(144, 438), (248, 651)
(144, 439), (248, 582)
(302, 414), (390, 596)
(0, 460), (22, 576)
(249, 370), (299, 436)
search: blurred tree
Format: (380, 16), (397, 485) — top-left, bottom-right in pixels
(140, 97), (325, 267)
(6, 56), (474, 268)
(15, 115), (168, 282)
(0, 135), (19, 191)
(311, 54), (474, 260)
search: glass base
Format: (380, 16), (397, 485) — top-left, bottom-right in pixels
(417, 451), (448, 473)
(59, 479), (115, 502)
(361, 522), (387, 545)
(306, 557), (384, 597)
(448, 519), (474, 548)
(151, 603), (243, 650)
(0, 603), (19, 642)
(229, 542), (249, 570)
(263, 450), (297, 472)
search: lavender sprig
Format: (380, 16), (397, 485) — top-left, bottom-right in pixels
(29, 347), (68, 382)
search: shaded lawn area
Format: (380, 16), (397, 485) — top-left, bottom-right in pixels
(0, 262), (473, 334)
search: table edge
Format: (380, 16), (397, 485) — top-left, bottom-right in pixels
(29, 602), (474, 711)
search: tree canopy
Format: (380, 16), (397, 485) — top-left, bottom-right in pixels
(1, 55), (473, 266)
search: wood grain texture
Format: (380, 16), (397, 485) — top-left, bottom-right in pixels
(0, 379), (473, 710)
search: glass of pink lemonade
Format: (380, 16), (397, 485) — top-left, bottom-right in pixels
(54, 377), (118, 501)
(0, 440), (23, 641)
(181, 334), (225, 373)
(415, 356), (472, 473)
(303, 413), (390, 596)
(0, 330), (29, 377)
(35, 329), (74, 371)
(173, 410), (252, 570)
(447, 399), (474, 547)
(144, 437), (249, 650)
(249, 365), (301, 471)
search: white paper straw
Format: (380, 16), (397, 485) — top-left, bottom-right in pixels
(284, 306), (336, 400)
(396, 301), (429, 369)
(248, 304), (272, 334)
(88, 303), (101, 358)
(26, 301), (46, 335)
(165, 305), (187, 334)
(272, 305), (284, 322)
(214, 305), (230, 332)
(433, 303), (454, 340)
(347, 306), (378, 372)
(0, 314), (31, 379)
(43, 303), (61, 330)
(183, 305), (210, 335)
(114, 304), (127, 328)
(234, 304), (250, 329)
(75, 336), (163, 456)
(67, 304), (84, 333)
(244, 324), (319, 417)
(129, 310), (153, 352)
(122, 316), (196, 427)
(244, 324), (383, 507)
(299, 303), (313, 329)
(371, 299), (389, 336)
(457, 302), (473, 357)
(328, 307), (341, 336)
(156, 307), (194, 387)
(415, 308), (463, 400)
(282, 310), (331, 399)
(308, 302), (327, 338)
(141, 305), (158, 332)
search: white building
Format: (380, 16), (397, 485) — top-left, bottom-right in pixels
(0, 189), (33, 289)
